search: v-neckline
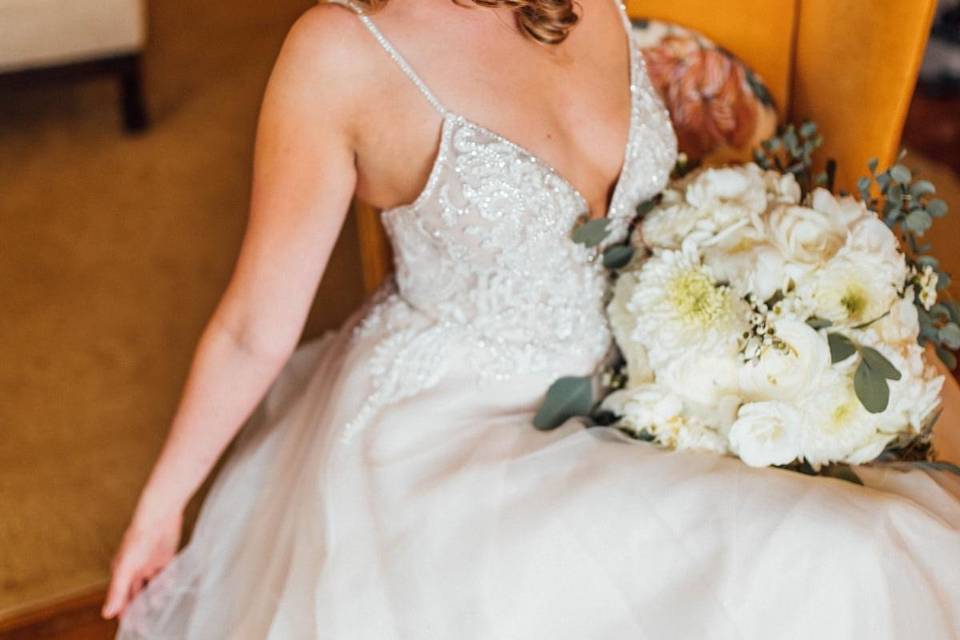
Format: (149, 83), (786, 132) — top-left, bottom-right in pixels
(447, 25), (638, 222)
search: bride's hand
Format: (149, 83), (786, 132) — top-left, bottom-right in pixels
(101, 510), (183, 620)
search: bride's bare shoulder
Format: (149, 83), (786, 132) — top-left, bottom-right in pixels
(266, 3), (381, 117)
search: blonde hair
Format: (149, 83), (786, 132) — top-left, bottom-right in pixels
(353, 0), (580, 45)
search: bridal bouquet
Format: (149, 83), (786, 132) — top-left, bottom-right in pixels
(537, 123), (959, 477)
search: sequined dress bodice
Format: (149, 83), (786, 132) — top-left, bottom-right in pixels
(334, 0), (677, 437)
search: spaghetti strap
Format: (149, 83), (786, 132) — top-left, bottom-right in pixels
(331, 0), (448, 116)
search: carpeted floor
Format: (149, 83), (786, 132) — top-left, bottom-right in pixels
(0, 0), (364, 620)
(1, 0), (960, 627)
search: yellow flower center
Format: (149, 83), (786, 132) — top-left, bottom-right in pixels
(840, 285), (868, 320)
(667, 268), (731, 329)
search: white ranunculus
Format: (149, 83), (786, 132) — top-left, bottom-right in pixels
(739, 319), (832, 402)
(846, 216), (903, 265)
(810, 188), (870, 229)
(795, 246), (906, 327)
(703, 242), (786, 301)
(799, 366), (881, 466)
(767, 204), (845, 265)
(685, 164), (769, 225)
(624, 246), (750, 369)
(658, 351), (742, 410)
(728, 401), (804, 467)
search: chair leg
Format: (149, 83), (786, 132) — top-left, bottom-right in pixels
(119, 55), (148, 133)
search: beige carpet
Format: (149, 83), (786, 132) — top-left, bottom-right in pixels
(2, 0), (960, 623)
(0, 0), (365, 620)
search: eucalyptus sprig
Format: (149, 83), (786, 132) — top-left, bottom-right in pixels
(856, 154), (959, 370)
(753, 121), (834, 194)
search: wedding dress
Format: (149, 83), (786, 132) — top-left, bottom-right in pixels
(117, 0), (960, 637)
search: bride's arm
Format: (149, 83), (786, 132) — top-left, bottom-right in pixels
(103, 7), (362, 619)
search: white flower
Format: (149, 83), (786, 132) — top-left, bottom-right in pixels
(739, 319), (832, 402)
(685, 164), (769, 221)
(641, 201), (702, 250)
(799, 366), (882, 466)
(626, 246), (750, 368)
(854, 331), (944, 435)
(795, 246), (906, 327)
(658, 352), (742, 410)
(607, 272), (655, 388)
(916, 265), (939, 311)
(729, 401), (804, 467)
(809, 188), (870, 229)
(846, 216), (903, 265)
(870, 288), (921, 346)
(767, 204), (845, 265)
(763, 170), (802, 205)
(702, 242), (787, 301)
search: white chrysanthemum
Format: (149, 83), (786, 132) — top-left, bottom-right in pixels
(729, 401), (804, 467)
(799, 365), (883, 466)
(795, 246), (906, 327)
(767, 204), (845, 265)
(625, 246), (750, 368)
(739, 319), (832, 402)
(809, 188), (870, 230)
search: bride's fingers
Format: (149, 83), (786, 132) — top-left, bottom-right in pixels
(102, 564), (133, 619)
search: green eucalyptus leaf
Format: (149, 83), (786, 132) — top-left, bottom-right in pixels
(910, 180), (936, 198)
(867, 157), (879, 174)
(533, 376), (594, 430)
(915, 255), (940, 269)
(807, 317), (833, 330)
(939, 323), (960, 350)
(927, 199), (949, 217)
(828, 333), (857, 363)
(854, 360), (891, 414)
(944, 301), (960, 324)
(860, 346), (902, 381)
(905, 209), (933, 234)
(937, 272), (952, 291)
(602, 244), (635, 270)
(635, 198), (658, 217)
(571, 218), (611, 248)
(889, 164), (912, 184)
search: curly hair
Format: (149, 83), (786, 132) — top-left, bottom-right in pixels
(351, 0), (580, 45)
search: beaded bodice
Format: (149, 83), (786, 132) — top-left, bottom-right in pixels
(331, 0), (677, 438)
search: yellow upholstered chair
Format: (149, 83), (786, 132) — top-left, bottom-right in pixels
(353, 0), (938, 294)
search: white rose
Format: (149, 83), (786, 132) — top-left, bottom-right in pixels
(640, 202), (703, 250)
(659, 350), (742, 409)
(739, 319), (831, 402)
(810, 188), (870, 229)
(729, 401), (804, 467)
(767, 204), (845, 264)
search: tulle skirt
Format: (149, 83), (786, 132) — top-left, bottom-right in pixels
(118, 299), (960, 639)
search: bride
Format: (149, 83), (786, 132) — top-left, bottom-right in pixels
(103, 0), (960, 637)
